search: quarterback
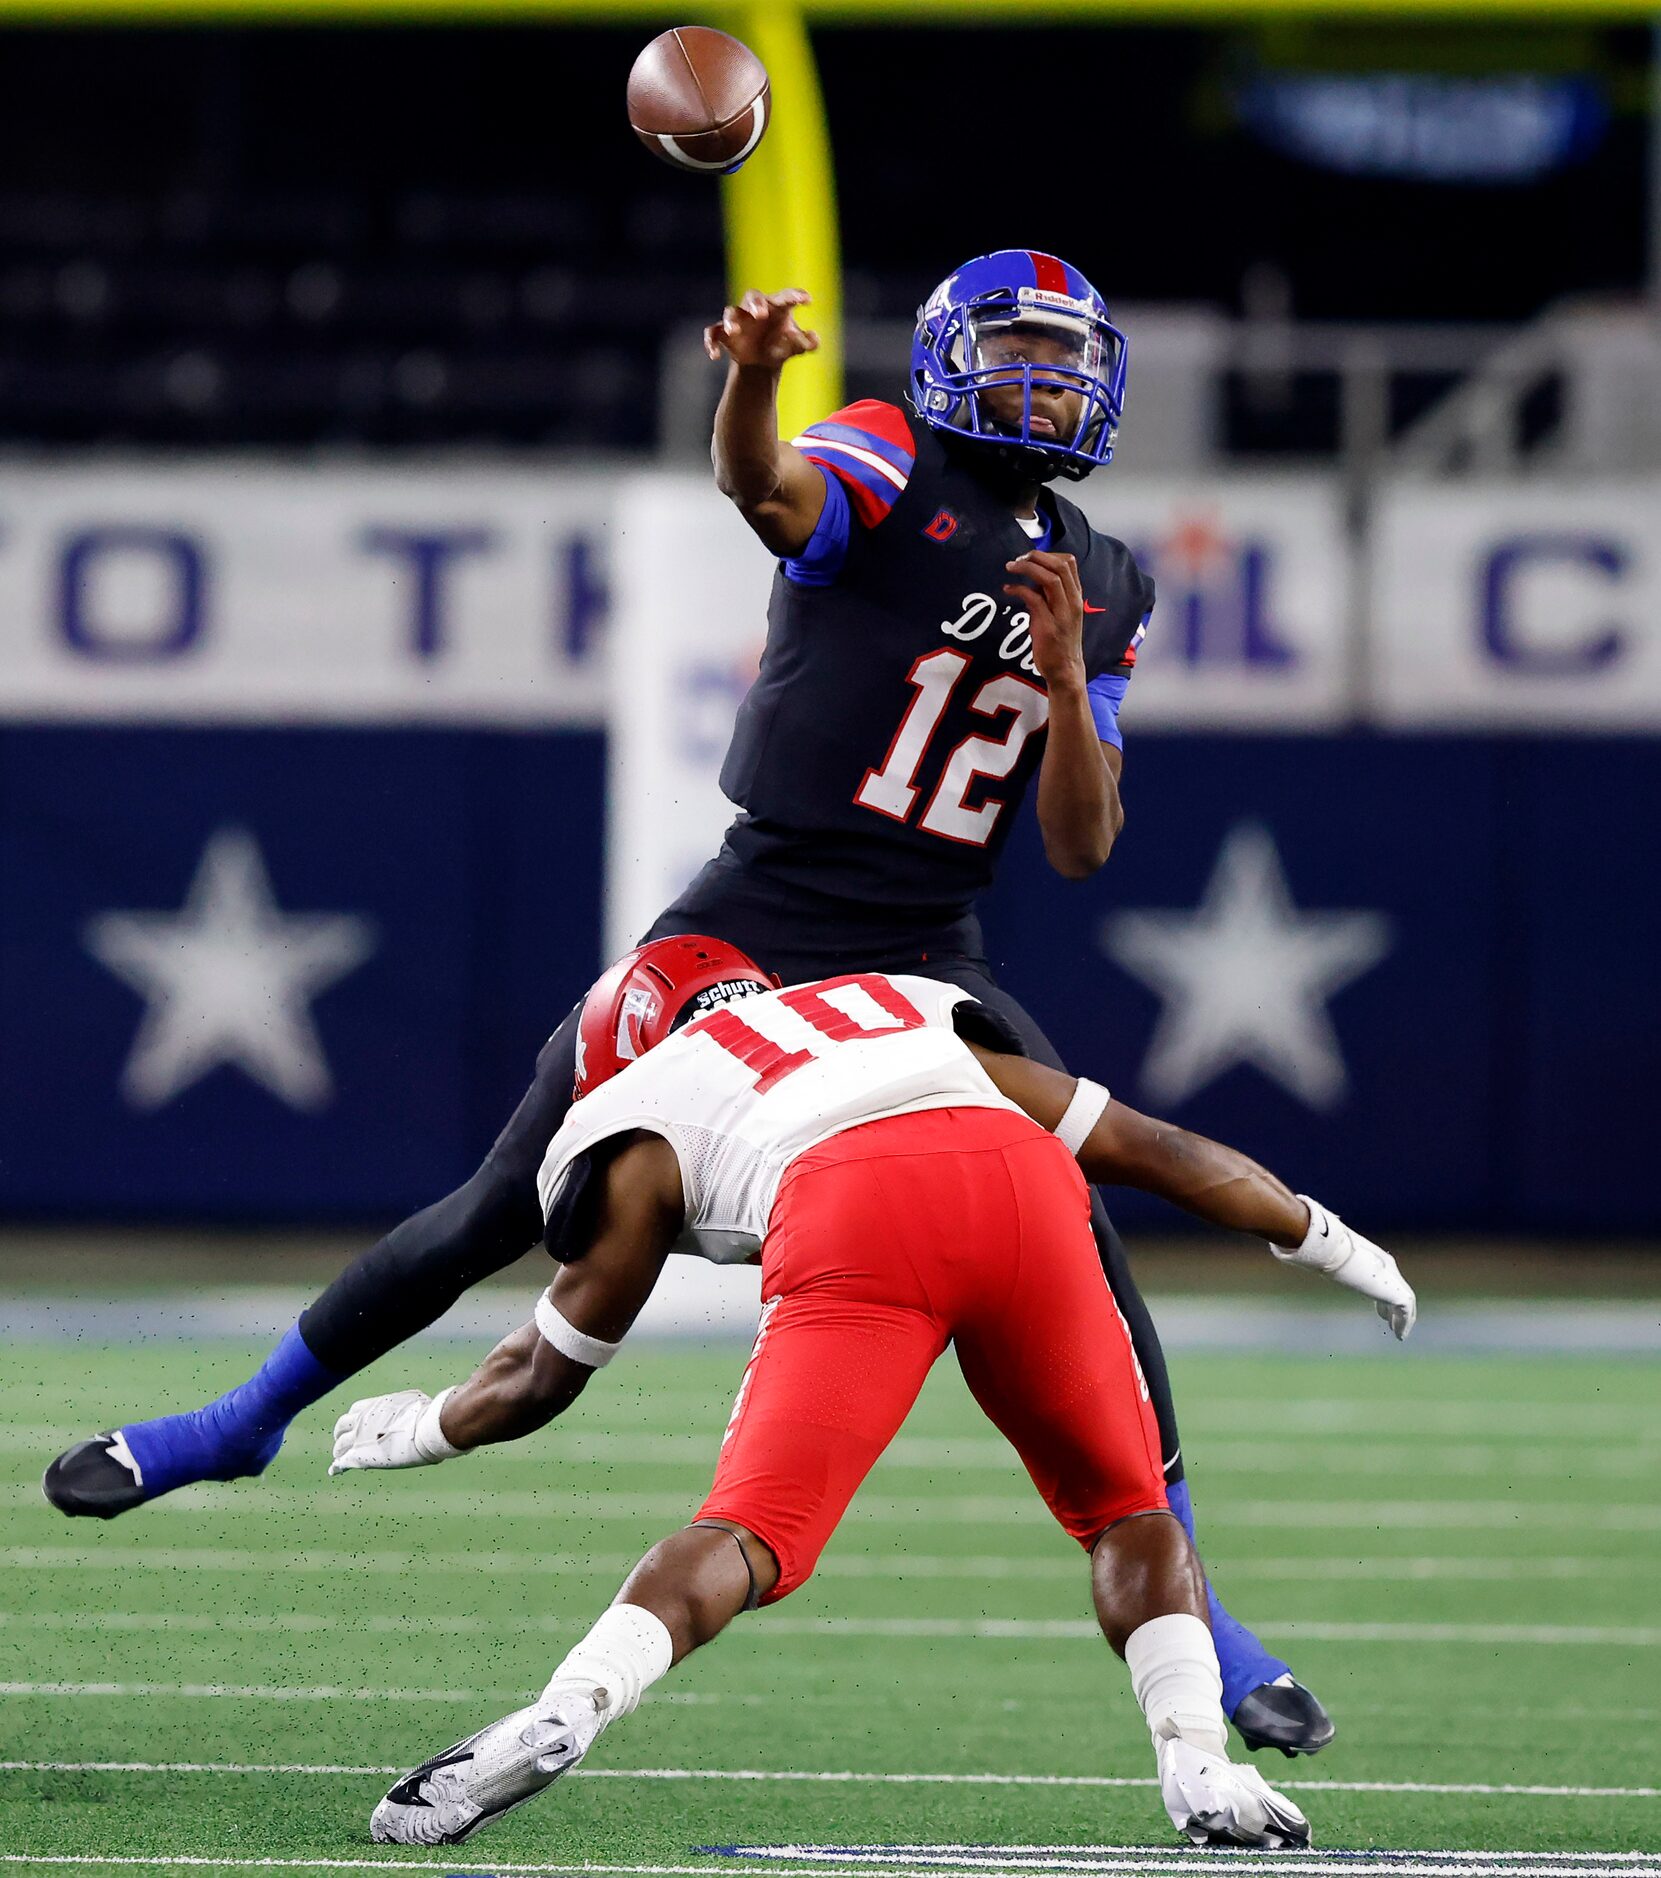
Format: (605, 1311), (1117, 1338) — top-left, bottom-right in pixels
(335, 937), (1415, 1849)
(51, 250), (1324, 1750)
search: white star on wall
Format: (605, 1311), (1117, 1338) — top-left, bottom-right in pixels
(85, 826), (377, 1112)
(1101, 822), (1392, 1110)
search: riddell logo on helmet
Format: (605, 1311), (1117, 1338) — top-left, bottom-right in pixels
(1019, 287), (1090, 315)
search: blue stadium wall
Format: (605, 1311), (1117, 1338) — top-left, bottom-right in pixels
(0, 725), (1652, 1234)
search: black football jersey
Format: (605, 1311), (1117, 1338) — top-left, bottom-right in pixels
(718, 400), (1154, 912)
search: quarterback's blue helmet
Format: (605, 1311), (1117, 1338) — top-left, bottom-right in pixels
(909, 249), (1128, 482)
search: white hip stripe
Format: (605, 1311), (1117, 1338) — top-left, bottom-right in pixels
(1054, 1077), (1110, 1157)
(535, 1294), (622, 1370)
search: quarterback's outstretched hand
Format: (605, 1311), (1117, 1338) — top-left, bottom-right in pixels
(1272, 1199), (1417, 1340)
(704, 288), (820, 370)
(328, 1388), (464, 1476)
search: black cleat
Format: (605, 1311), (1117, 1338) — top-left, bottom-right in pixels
(1231, 1676), (1336, 1757)
(42, 1434), (147, 1520)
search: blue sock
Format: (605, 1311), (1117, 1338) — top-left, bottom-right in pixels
(1166, 1477), (1291, 1717)
(120, 1325), (342, 1499)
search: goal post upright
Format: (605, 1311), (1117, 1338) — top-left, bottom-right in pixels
(719, 0), (846, 438)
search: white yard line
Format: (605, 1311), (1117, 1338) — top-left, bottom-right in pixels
(0, 1762), (1657, 1800)
(0, 1862), (929, 1877)
(715, 1859), (1661, 1878)
(2, 1855), (1660, 1878)
(10, 1380), (1661, 1441)
(3, 1547), (1654, 1584)
(3, 1863), (1659, 1878)
(720, 1850), (1659, 1863)
(1178, 1402), (1661, 1440)
(0, 1681), (763, 1705)
(6, 1484), (1659, 1530)
(6, 1613), (1659, 1647)
(3, 1427), (1655, 1477)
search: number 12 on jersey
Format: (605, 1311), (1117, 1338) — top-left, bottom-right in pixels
(684, 975), (926, 1093)
(856, 648), (1049, 848)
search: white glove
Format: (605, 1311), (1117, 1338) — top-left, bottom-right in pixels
(1271, 1197), (1416, 1341)
(329, 1387), (465, 1476)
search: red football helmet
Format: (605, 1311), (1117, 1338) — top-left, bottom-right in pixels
(573, 934), (777, 1098)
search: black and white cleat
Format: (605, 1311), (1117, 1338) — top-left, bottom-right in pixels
(42, 1434), (147, 1520)
(371, 1687), (604, 1846)
(1232, 1674), (1337, 1757)
(1158, 1738), (1313, 1850)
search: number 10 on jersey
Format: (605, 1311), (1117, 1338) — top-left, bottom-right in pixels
(856, 648), (1049, 848)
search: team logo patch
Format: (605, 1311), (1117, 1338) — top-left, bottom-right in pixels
(615, 985), (660, 1061)
(922, 508), (959, 543)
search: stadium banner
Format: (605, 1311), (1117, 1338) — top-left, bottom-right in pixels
(605, 473), (774, 960)
(1073, 475), (1352, 728)
(0, 724), (606, 1217)
(0, 722), (1654, 1229)
(979, 732), (1661, 1235)
(1373, 479), (1661, 727)
(0, 465), (614, 724)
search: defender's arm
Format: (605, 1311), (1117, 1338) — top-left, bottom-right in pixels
(971, 1044), (1303, 1240)
(329, 1134), (684, 1471)
(965, 1043), (1414, 1338)
(707, 288), (827, 557)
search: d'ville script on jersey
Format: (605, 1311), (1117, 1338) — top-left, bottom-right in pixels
(939, 592), (1046, 680)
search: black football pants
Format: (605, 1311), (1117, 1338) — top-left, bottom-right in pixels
(298, 904), (1186, 1486)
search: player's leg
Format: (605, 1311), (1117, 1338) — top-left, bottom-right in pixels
(947, 1119), (1308, 1847)
(369, 1521), (771, 1847)
(372, 1132), (949, 1845)
(43, 1011), (580, 1519)
(922, 958), (1327, 1752)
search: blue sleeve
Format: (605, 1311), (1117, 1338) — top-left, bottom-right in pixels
(782, 466), (852, 587)
(1087, 671), (1130, 749)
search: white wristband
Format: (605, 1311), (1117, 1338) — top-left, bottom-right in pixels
(1054, 1077), (1111, 1157)
(1271, 1195), (1349, 1275)
(536, 1292), (623, 1370)
(412, 1386), (465, 1462)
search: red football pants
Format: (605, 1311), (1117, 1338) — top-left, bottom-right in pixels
(695, 1105), (1167, 1602)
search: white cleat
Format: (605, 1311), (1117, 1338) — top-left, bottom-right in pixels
(370, 1684), (606, 1846)
(1156, 1736), (1312, 1848)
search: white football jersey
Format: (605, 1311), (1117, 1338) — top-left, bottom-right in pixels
(537, 972), (1025, 1265)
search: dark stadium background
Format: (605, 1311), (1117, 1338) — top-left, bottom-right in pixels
(0, 14), (1655, 1238)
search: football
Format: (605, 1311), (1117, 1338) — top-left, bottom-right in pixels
(626, 26), (770, 175)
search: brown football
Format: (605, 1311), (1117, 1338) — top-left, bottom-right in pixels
(626, 26), (770, 175)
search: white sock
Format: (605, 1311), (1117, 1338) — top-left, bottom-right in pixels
(543, 1602), (674, 1720)
(1123, 1613), (1229, 1756)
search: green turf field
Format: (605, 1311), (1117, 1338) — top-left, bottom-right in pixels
(2, 1337), (1658, 1875)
